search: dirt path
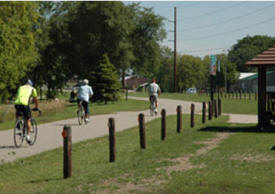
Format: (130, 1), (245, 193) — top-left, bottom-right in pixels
(97, 132), (232, 193)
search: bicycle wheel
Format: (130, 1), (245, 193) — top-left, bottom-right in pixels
(77, 108), (84, 125)
(28, 119), (38, 145)
(14, 120), (24, 148)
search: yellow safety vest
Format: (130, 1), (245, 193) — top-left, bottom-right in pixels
(15, 85), (37, 106)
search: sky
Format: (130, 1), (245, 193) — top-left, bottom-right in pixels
(125, 1), (275, 58)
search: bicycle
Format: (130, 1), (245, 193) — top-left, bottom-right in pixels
(77, 101), (88, 125)
(14, 108), (41, 148)
(149, 96), (158, 116)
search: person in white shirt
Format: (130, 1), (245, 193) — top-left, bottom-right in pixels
(77, 79), (93, 122)
(148, 78), (161, 113)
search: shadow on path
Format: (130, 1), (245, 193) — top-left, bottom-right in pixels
(0, 145), (16, 149)
(53, 123), (79, 127)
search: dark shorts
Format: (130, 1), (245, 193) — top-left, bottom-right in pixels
(77, 99), (89, 114)
(149, 96), (157, 104)
(15, 105), (31, 120)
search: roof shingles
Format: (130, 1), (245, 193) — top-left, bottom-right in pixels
(246, 45), (275, 66)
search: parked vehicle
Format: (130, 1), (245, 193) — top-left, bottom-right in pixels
(186, 88), (197, 94)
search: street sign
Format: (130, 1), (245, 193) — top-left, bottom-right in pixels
(210, 55), (217, 76)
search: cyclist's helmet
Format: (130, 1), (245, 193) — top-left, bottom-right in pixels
(83, 79), (89, 85)
(26, 79), (33, 86)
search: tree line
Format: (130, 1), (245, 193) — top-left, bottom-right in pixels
(0, 1), (274, 103)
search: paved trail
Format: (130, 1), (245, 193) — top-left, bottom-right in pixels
(0, 97), (201, 163)
(0, 97), (257, 163)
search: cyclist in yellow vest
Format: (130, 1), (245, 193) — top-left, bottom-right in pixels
(14, 80), (39, 143)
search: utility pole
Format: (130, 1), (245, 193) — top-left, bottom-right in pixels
(174, 7), (177, 92)
(224, 62), (227, 93)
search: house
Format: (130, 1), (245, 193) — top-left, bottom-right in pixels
(235, 71), (275, 92)
(125, 76), (148, 90)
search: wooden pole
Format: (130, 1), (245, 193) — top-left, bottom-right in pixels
(108, 118), (115, 162)
(202, 102), (206, 123)
(214, 100), (218, 118)
(191, 104), (195, 128)
(161, 109), (166, 140)
(208, 101), (212, 120)
(63, 125), (72, 179)
(177, 105), (182, 133)
(138, 113), (146, 149)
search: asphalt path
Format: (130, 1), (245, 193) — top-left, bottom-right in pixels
(0, 96), (257, 163)
(0, 97), (202, 163)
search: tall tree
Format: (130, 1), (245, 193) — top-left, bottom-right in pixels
(130, 5), (166, 78)
(0, 2), (40, 102)
(228, 35), (275, 72)
(90, 54), (121, 103)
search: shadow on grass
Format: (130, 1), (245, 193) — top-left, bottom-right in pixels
(26, 177), (62, 183)
(199, 125), (275, 133)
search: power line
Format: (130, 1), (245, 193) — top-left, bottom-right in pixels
(180, 4), (275, 32)
(180, 47), (229, 53)
(177, 2), (244, 21)
(181, 17), (275, 41)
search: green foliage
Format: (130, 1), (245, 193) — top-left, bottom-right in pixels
(228, 35), (275, 72)
(177, 55), (209, 91)
(205, 54), (239, 92)
(0, 2), (39, 102)
(130, 4), (166, 78)
(156, 47), (174, 92)
(91, 54), (121, 103)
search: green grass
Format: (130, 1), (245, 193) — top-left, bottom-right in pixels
(0, 99), (148, 131)
(130, 92), (257, 114)
(0, 114), (221, 194)
(1, 114), (274, 193)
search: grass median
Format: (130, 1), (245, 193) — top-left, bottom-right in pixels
(1, 114), (274, 193)
(129, 92), (257, 115)
(0, 98), (149, 131)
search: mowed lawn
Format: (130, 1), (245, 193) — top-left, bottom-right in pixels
(0, 114), (274, 194)
(0, 99), (149, 131)
(129, 92), (258, 115)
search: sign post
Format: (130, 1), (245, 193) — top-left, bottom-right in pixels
(210, 55), (217, 102)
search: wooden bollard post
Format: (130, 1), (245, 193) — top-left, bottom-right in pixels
(218, 99), (222, 116)
(161, 109), (166, 140)
(208, 101), (212, 120)
(272, 101), (275, 112)
(138, 113), (146, 149)
(191, 104), (195, 128)
(62, 125), (72, 179)
(177, 105), (182, 133)
(108, 118), (115, 162)
(214, 100), (218, 118)
(202, 102), (206, 123)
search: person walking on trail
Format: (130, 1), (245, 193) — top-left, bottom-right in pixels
(148, 78), (161, 113)
(14, 79), (39, 143)
(77, 79), (93, 123)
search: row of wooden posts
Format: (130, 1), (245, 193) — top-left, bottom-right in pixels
(202, 92), (258, 101)
(62, 99), (222, 179)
